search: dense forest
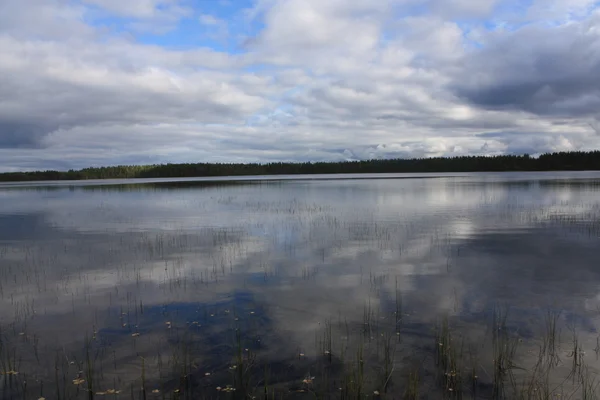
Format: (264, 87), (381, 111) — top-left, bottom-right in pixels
(1, 151), (600, 182)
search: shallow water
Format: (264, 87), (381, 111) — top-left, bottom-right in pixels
(1, 172), (600, 398)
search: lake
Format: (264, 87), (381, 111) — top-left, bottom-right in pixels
(1, 171), (600, 399)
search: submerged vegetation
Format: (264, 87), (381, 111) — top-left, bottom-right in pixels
(1, 290), (600, 399)
(2, 151), (600, 182)
(1, 174), (600, 398)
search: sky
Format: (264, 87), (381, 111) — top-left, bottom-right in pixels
(1, 0), (600, 172)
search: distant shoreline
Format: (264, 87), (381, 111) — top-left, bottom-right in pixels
(1, 151), (599, 182)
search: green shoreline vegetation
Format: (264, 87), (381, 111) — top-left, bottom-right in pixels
(2, 151), (600, 182)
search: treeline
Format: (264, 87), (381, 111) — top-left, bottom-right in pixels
(1, 151), (600, 182)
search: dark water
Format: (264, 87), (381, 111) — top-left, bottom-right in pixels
(1, 172), (600, 399)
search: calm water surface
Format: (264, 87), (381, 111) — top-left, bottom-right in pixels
(1, 172), (600, 398)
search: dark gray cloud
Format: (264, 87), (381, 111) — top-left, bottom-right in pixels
(0, 122), (50, 149)
(451, 17), (600, 119)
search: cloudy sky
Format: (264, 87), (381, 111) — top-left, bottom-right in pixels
(1, 0), (600, 172)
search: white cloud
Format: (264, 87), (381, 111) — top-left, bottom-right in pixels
(0, 0), (93, 40)
(198, 13), (230, 41)
(199, 14), (223, 26)
(244, 0), (395, 67)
